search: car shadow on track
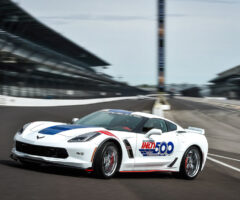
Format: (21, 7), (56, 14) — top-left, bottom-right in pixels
(0, 159), (175, 179)
(116, 172), (174, 179)
(0, 159), (90, 178)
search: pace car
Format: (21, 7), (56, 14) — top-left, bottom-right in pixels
(11, 109), (208, 179)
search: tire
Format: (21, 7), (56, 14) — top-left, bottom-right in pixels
(93, 142), (120, 179)
(178, 146), (202, 180)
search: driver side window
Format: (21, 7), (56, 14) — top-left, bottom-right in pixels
(142, 118), (168, 133)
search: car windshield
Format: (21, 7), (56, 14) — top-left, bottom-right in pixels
(74, 111), (144, 132)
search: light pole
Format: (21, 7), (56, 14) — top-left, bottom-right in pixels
(157, 0), (165, 92)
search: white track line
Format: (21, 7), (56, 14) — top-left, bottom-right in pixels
(207, 156), (240, 173)
(208, 153), (240, 162)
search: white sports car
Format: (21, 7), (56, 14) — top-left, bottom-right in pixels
(11, 109), (208, 179)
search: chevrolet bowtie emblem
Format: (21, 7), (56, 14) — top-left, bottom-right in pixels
(37, 135), (45, 139)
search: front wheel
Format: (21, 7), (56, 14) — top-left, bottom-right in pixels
(178, 146), (202, 180)
(93, 142), (120, 179)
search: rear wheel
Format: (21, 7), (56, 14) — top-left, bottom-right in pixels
(93, 142), (120, 179)
(178, 146), (202, 180)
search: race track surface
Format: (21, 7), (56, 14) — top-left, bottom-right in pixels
(0, 98), (239, 200)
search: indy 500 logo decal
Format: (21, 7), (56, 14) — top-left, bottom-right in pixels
(139, 141), (174, 156)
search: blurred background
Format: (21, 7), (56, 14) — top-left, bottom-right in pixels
(0, 0), (150, 99)
(1, 0), (240, 99)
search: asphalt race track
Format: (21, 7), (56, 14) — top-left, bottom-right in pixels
(0, 98), (239, 200)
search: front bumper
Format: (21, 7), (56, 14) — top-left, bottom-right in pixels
(11, 139), (97, 169)
(11, 148), (92, 169)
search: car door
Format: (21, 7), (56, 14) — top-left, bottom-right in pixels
(134, 118), (180, 171)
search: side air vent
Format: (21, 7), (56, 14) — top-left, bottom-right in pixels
(123, 139), (134, 158)
(168, 157), (178, 167)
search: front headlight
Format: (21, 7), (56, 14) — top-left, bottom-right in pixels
(68, 132), (100, 142)
(17, 123), (31, 135)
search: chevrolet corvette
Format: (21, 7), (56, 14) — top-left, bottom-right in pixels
(11, 109), (208, 179)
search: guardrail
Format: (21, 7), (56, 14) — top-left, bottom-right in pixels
(0, 95), (141, 107)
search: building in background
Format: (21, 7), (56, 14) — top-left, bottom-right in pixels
(157, 0), (165, 92)
(166, 83), (211, 97)
(0, 0), (146, 99)
(166, 83), (197, 94)
(180, 87), (201, 97)
(209, 65), (240, 99)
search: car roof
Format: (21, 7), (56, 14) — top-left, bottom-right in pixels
(102, 109), (181, 129)
(104, 109), (161, 119)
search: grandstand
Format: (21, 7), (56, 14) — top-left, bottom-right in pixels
(0, 0), (146, 99)
(209, 65), (240, 99)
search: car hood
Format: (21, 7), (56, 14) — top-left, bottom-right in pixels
(38, 124), (105, 138)
(25, 121), (105, 138)
(23, 121), (137, 142)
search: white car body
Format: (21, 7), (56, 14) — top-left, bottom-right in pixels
(11, 109), (208, 174)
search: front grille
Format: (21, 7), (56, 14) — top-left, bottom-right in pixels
(16, 141), (68, 159)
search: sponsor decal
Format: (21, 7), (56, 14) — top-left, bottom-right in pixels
(139, 141), (174, 156)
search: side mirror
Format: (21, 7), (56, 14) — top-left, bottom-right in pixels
(145, 128), (162, 138)
(72, 118), (79, 124)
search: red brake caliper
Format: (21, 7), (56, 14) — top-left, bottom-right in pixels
(110, 154), (114, 166)
(185, 157), (188, 169)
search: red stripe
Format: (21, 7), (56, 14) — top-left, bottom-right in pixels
(98, 130), (118, 139)
(85, 169), (94, 172)
(119, 170), (172, 173)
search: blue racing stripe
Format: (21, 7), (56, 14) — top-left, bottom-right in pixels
(39, 125), (93, 135)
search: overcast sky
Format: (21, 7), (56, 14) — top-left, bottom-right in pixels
(17, 0), (240, 86)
